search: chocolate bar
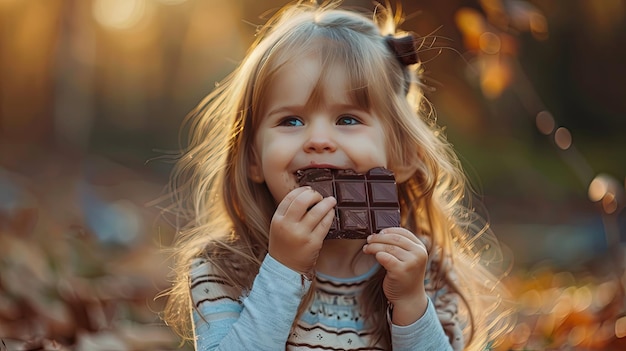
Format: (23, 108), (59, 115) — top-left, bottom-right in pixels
(296, 167), (401, 239)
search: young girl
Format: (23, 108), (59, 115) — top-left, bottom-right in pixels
(161, 1), (513, 350)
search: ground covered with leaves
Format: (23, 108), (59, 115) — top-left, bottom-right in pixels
(1, 154), (624, 350)
(0, 155), (190, 350)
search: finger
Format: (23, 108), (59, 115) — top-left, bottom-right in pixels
(302, 196), (336, 225)
(375, 227), (421, 244)
(310, 201), (337, 240)
(367, 231), (423, 253)
(274, 186), (311, 217)
(363, 242), (415, 262)
(283, 188), (323, 219)
(374, 251), (402, 272)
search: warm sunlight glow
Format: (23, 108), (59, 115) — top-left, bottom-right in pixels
(0, 0), (18, 9)
(92, 0), (147, 30)
(157, 0), (188, 4)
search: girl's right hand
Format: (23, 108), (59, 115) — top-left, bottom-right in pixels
(268, 186), (337, 276)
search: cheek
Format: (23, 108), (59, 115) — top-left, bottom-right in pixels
(372, 151), (389, 169)
(373, 131), (390, 163)
(265, 173), (298, 204)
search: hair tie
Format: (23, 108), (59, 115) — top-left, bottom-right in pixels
(385, 34), (419, 66)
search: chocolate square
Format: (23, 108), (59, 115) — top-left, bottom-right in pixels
(296, 167), (401, 239)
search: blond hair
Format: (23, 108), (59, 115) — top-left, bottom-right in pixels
(160, 1), (513, 349)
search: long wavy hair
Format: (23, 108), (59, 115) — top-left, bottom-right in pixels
(160, 1), (513, 349)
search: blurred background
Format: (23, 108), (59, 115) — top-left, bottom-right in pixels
(1, 0), (625, 349)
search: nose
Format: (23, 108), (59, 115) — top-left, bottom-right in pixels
(303, 122), (337, 153)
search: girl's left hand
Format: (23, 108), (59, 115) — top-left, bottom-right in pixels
(362, 227), (429, 325)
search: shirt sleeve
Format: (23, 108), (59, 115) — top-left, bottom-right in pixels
(191, 254), (311, 351)
(390, 297), (454, 351)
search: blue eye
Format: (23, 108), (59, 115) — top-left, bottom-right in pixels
(337, 115), (361, 125)
(278, 117), (304, 127)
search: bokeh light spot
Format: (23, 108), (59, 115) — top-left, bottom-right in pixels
(455, 8), (485, 34)
(479, 32), (501, 55)
(554, 127), (572, 150)
(530, 13), (549, 40)
(481, 62), (511, 99)
(588, 175), (609, 202)
(573, 286), (592, 312)
(594, 280), (617, 310)
(519, 289), (542, 315)
(615, 316), (626, 338)
(551, 293), (573, 320)
(535, 110), (555, 135)
(587, 174), (624, 214)
(598, 321), (616, 343)
(602, 193), (618, 214)
(455, 8), (485, 50)
(568, 325), (586, 346)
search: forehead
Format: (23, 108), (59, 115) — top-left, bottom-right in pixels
(250, 34), (394, 125)
(263, 53), (355, 113)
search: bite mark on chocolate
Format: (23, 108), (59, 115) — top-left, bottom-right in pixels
(296, 167), (401, 239)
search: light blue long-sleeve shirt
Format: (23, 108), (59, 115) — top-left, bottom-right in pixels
(190, 254), (453, 350)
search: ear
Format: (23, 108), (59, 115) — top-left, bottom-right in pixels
(248, 149), (265, 183)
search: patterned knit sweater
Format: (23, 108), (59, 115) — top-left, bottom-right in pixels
(190, 254), (458, 350)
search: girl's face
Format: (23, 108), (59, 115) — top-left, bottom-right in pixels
(249, 53), (389, 204)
